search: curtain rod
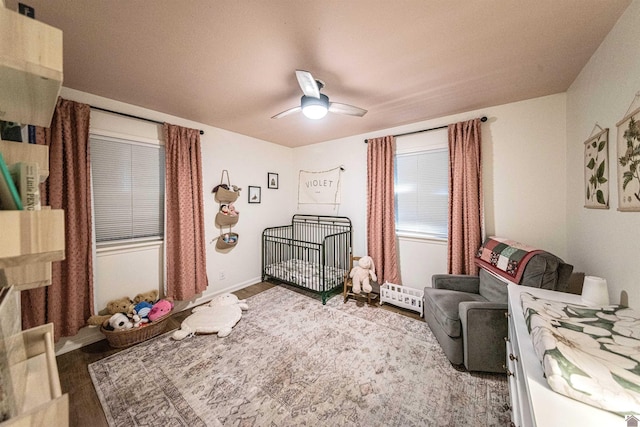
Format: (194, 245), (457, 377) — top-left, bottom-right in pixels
(364, 116), (487, 143)
(90, 106), (205, 135)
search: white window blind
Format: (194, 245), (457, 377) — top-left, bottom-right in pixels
(395, 148), (448, 239)
(90, 136), (165, 243)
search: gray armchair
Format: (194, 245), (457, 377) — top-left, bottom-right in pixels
(423, 251), (573, 373)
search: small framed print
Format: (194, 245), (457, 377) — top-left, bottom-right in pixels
(248, 186), (261, 203)
(268, 172), (279, 189)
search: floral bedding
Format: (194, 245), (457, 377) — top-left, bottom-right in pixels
(521, 292), (640, 416)
(264, 259), (346, 292)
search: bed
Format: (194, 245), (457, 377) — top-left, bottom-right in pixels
(262, 215), (352, 304)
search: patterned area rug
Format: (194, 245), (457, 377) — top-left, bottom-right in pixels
(89, 286), (509, 426)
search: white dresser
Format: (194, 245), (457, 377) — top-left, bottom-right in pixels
(506, 284), (623, 426)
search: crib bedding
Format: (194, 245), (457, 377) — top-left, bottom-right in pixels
(264, 259), (347, 292)
(521, 292), (640, 416)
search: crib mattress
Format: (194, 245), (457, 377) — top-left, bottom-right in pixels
(264, 259), (347, 292)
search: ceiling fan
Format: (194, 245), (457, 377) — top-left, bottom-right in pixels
(271, 70), (368, 120)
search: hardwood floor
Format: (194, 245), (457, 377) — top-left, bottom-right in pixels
(57, 281), (423, 426)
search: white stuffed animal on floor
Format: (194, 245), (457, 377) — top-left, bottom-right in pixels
(172, 293), (248, 340)
(349, 255), (377, 294)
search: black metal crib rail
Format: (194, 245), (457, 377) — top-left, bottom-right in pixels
(262, 215), (352, 304)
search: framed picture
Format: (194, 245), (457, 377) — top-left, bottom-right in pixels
(584, 128), (609, 209)
(248, 186), (261, 203)
(616, 106), (640, 211)
(268, 172), (279, 189)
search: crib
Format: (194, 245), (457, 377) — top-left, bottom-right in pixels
(262, 215), (352, 304)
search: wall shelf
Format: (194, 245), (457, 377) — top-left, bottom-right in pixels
(0, 140), (64, 290)
(0, 210), (65, 268)
(0, 6), (63, 128)
(0, 141), (49, 181)
(0, 288), (68, 426)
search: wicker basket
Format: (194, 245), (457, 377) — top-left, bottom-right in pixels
(215, 212), (239, 227)
(213, 170), (240, 203)
(214, 187), (239, 203)
(100, 311), (172, 348)
(216, 232), (239, 250)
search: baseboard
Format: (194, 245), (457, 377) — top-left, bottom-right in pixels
(173, 276), (261, 312)
(54, 276), (262, 356)
(55, 325), (105, 355)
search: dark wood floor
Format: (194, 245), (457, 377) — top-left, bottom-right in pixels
(57, 281), (423, 427)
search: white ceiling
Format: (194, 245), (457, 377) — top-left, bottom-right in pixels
(6, 0), (631, 147)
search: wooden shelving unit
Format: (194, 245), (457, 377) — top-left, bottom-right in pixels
(0, 4), (67, 424)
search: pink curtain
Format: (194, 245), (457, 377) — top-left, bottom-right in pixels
(366, 135), (400, 284)
(447, 118), (483, 275)
(21, 97), (94, 341)
(163, 123), (208, 301)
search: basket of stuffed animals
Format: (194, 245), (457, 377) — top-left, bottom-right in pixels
(214, 186), (239, 203)
(101, 311), (172, 348)
(94, 295), (175, 349)
(216, 232), (239, 250)
(212, 170), (241, 203)
(215, 203), (239, 227)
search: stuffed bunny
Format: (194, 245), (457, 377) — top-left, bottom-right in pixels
(349, 256), (377, 294)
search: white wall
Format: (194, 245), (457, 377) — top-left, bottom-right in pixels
(293, 93), (568, 289)
(94, 243), (163, 314)
(566, 0), (640, 308)
(55, 87), (293, 353)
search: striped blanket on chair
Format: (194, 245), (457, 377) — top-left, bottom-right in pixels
(474, 237), (543, 284)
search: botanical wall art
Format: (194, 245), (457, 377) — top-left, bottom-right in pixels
(584, 127), (609, 209)
(616, 105), (640, 211)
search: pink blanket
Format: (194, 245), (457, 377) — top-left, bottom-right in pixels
(474, 237), (543, 283)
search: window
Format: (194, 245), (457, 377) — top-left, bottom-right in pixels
(90, 135), (165, 244)
(395, 146), (448, 240)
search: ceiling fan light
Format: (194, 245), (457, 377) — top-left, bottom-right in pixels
(301, 94), (329, 120)
(303, 105), (328, 120)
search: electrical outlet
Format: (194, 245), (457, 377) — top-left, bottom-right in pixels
(219, 271), (226, 280)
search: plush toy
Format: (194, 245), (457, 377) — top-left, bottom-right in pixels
(349, 256), (377, 294)
(222, 233), (237, 243)
(212, 184), (241, 194)
(148, 299), (173, 322)
(133, 290), (159, 305)
(172, 293), (249, 340)
(227, 203), (239, 216)
(134, 301), (153, 319)
(107, 313), (133, 330)
(86, 297), (133, 326)
(211, 184), (230, 193)
(220, 204), (230, 214)
(130, 301), (153, 327)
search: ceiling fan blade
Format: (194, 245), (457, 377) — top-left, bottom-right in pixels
(329, 102), (368, 117)
(295, 70), (320, 99)
(271, 106), (301, 119)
